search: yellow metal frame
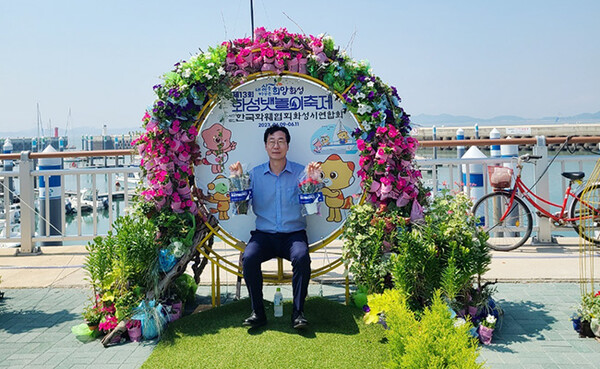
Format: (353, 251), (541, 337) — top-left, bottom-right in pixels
(193, 71), (368, 307)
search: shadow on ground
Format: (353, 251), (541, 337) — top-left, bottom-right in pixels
(484, 299), (557, 353)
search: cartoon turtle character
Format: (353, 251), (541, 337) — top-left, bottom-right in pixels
(206, 174), (230, 220)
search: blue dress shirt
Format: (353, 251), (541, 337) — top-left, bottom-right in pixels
(250, 160), (306, 233)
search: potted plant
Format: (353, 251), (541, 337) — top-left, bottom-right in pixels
(478, 314), (496, 345)
(126, 319), (142, 342)
(576, 291), (600, 337)
(82, 301), (103, 331)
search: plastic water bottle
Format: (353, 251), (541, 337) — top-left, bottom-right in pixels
(274, 288), (283, 317)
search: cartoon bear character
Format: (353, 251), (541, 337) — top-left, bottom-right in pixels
(200, 123), (237, 174)
(206, 174), (230, 220)
(337, 129), (350, 144)
(320, 135), (331, 146)
(319, 154), (355, 223)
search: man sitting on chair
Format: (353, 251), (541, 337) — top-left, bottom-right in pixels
(230, 125), (318, 329)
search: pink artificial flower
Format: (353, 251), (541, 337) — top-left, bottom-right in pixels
(356, 139), (366, 151)
(169, 120), (181, 135)
(369, 180), (381, 193)
(376, 126), (388, 135)
(156, 170), (167, 182)
(410, 199), (424, 223)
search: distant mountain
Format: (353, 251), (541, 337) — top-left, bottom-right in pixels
(412, 111), (600, 127)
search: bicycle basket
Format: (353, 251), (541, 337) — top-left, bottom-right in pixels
(488, 166), (513, 189)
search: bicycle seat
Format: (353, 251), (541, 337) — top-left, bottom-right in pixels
(561, 172), (585, 180)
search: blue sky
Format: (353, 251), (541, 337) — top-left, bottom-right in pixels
(1, 0), (599, 135)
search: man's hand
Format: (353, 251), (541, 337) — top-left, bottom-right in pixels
(229, 161), (243, 176)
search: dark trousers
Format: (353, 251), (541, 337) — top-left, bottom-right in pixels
(243, 230), (311, 316)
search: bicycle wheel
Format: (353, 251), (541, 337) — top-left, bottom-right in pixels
(570, 183), (600, 245)
(472, 192), (533, 251)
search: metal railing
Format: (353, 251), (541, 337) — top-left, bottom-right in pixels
(0, 149), (140, 254)
(1, 136), (598, 254)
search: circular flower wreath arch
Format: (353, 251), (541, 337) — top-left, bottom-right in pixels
(134, 27), (428, 229)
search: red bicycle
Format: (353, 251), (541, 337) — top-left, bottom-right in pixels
(472, 154), (600, 251)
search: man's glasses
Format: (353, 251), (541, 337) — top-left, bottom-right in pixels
(266, 139), (287, 147)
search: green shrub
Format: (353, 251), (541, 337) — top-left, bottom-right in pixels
(391, 191), (490, 311)
(343, 190), (490, 311)
(84, 211), (159, 321)
(365, 289), (483, 369)
(170, 273), (198, 304)
(342, 203), (394, 293)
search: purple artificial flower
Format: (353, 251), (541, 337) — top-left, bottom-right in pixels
(362, 305), (371, 313)
(367, 91), (375, 101)
(357, 75), (366, 82)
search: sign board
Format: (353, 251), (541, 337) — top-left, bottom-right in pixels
(505, 127), (532, 135)
(194, 74), (362, 244)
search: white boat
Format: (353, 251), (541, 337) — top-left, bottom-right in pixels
(65, 189), (109, 214)
(115, 172), (142, 188)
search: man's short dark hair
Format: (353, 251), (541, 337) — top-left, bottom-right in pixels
(263, 125), (291, 144)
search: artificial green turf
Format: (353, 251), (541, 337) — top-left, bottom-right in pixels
(142, 297), (388, 369)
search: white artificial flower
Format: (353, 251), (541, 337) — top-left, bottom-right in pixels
(356, 92), (366, 100)
(367, 81), (374, 88)
(332, 61), (339, 68)
(357, 104), (372, 115)
(208, 62), (214, 67)
(486, 315), (497, 326)
(334, 71), (339, 77)
(454, 318), (466, 327)
(205, 73), (213, 80)
(182, 69), (192, 78)
(218, 67), (226, 75)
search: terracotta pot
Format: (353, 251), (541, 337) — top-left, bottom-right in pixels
(87, 324), (98, 332)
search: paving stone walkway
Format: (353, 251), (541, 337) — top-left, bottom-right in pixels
(1, 283), (599, 368)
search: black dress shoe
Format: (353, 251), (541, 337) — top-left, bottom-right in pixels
(292, 311), (308, 329)
(243, 311), (267, 327)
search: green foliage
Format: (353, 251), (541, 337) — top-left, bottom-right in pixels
(365, 289), (483, 369)
(578, 291), (600, 321)
(342, 203), (398, 293)
(82, 299), (103, 325)
(170, 273), (198, 304)
(343, 190), (491, 311)
(84, 210), (160, 323)
(391, 191), (490, 311)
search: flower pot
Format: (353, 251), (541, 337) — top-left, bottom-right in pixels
(580, 320), (596, 338)
(128, 326), (142, 342)
(303, 202), (319, 215)
(572, 316), (582, 333)
(590, 318), (600, 337)
(468, 306), (478, 318)
(87, 323), (98, 332)
(172, 301), (183, 312)
(478, 325), (494, 345)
